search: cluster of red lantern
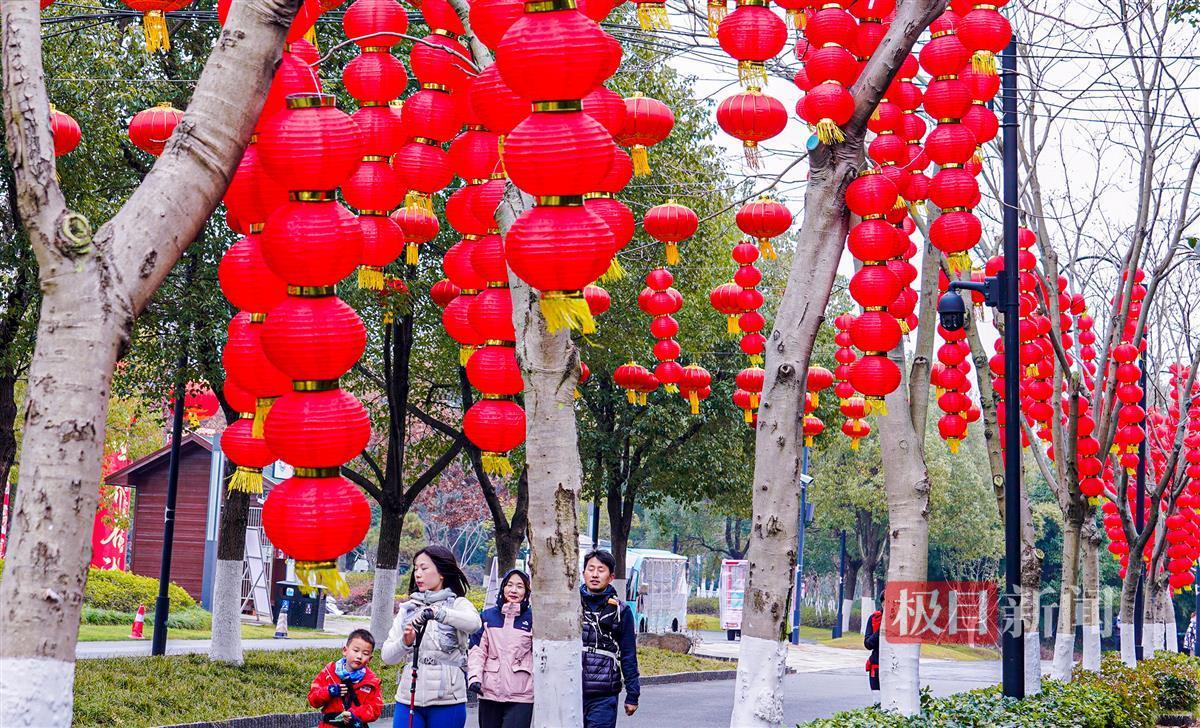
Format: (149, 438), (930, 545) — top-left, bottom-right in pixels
(644, 200), (698, 266)
(733, 365), (763, 425)
(804, 366), (834, 446)
(341, 0), (409, 286)
(584, 87), (633, 280)
(735, 196), (790, 260)
(679, 364), (713, 414)
(731, 241), (766, 365)
(795, 0), (860, 144)
(1161, 369), (1200, 592)
(614, 362), (658, 406)
(1109, 271), (1149, 476)
(252, 92), (371, 597)
(932, 312), (978, 453)
(494, 0), (621, 334)
(639, 268), (685, 393)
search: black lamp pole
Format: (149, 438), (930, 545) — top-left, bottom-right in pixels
(941, 32), (1024, 699)
(151, 348), (188, 656)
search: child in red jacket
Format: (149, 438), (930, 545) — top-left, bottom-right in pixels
(308, 629), (384, 727)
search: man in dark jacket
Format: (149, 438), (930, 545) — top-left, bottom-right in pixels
(863, 609), (883, 691)
(580, 549), (640, 728)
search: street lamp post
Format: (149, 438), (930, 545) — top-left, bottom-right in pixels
(937, 34), (1024, 699)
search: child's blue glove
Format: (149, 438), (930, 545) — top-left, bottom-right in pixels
(328, 684), (342, 698)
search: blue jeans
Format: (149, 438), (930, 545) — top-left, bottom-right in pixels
(583, 694), (619, 728)
(393, 703), (467, 728)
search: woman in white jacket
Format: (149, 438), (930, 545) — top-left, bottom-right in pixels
(382, 545), (482, 728)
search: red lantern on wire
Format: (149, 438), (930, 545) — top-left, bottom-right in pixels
(717, 89), (788, 168)
(49, 105), (81, 157)
(736, 196), (790, 260)
(717, 0), (788, 87)
(643, 200), (699, 266)
(128, 102), (184, 156)
(679, 365), (712, 415)
(616, 93), (674, 176)
(122, 0), (190, 52)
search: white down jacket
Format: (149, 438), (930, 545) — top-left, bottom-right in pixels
(381, 590), (482, 706)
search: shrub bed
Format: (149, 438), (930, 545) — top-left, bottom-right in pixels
(799, 652), (1199, 728)
(0, 558), (195, 612)
(689, 596), (719, 615)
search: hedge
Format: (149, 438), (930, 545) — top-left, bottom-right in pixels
(0, 558), (195, 612)
(799, 652), (1199, 728)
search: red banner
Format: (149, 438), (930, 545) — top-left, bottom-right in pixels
(882, 580), (999, 645)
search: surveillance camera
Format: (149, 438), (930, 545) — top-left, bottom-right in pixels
(937, 292), (967, 332)
(799, 473), (814, 486)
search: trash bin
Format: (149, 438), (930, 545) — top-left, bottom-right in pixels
(272, 580), (327, 630)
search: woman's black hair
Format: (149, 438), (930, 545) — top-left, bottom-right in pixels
(497, 569), (531, 610)
(409, 545), (470, 597)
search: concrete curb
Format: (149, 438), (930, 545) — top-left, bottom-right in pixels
(642, 668), (739, 685)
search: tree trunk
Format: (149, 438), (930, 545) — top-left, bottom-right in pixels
(1163, 587), (1177, 653)
(843, 558), (861, 632)
(1119, 556), (1141, 665)
(877, 382), (930, 717)
(1050, 517), (1082, 680)
(499, 187), (584, 728)
(371, 507), (404, 642)
(210, 481), (250, 664)
(1144, 576), (1165, 655)
(0, 374), (17, 485)
(1020, 483), (1043, 694)
(0, 0), (300, 720)
(729, 3), (945, 720)
(1080, 523), (1101, 671)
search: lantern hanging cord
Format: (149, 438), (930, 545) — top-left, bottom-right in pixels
(315, 32), (481, 73)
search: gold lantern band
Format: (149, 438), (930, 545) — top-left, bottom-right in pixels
(412, 136), (439, 146)
(289, 190), (336, 202)
(531, 99), (583, 113)
(486, 281), (509, 289)
(484, 340), (517, 347)
(536, 195), (585, 207)
(287, 285), (336, 297)
(421, 83), (449, 93)
(285, 93), (337, 110)
(482, 393), (515, 400)
(584, 192), (615, 200)
(525, 0), (576, 12)
(293, 467), (341, 478)
(293, 379), (340, 392)
(363, 155), (388, 163)
(250, 313), (267, 324)
(249, 223), (265, 234)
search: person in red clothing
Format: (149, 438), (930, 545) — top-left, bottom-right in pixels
(309, 629), (385, 727)
(863, 609), (883, 691)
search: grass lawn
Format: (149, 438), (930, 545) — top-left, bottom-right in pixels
(75, 646), (733, 726)
(77, 623), (330, 642)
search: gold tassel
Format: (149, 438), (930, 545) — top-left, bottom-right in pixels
(727, 316), (740, 335)
(815, 119), (846, 145)
(631, 145), (651, 177)
(141, 10), (170, 53)
(850, 438), (861, 451)
(1088, 496), (1101, 507)
(358, 266), (385, 290)
(406, 242), (419, 266)
(664, 383), (679, 394)
(295, 561), (350, 599)
(638, 392), (648, 406)
(749, 393), (759, 408)
(805, 435), (814, 447)
(948, 439), (960, 454)
(742, 409), (753, 424)
(601, 256), (625, 282)
(868, 396), (888, 416)
(227, 466), (264, 495)
(707, 1), (727, 37)
(636, 2), (671, 30)
(786, 8), (803, 29)
(626, 390), (637, 405)
(748, 354), (763, 366)
(738, 61), (767, 88)
(689, 392), (700, 415)
(482, 453), (515, 477)
(459, 346), (476, 366)
(405, 191), (433, 212)
(971, 51), (997, 75)
(303, 25), (318, 49)
(744, 142), (762, 170)
(666, 242), (680, 265)
(812, 393), (819, 409)
(253, 397), (275, 438)
(759, 239), (777, 260)
(383, 310), (394, 325)
(574, 387), (582, 399)
(539, 295), (596, 334)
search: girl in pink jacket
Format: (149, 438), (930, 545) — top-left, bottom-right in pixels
(467, 569), (533, 728)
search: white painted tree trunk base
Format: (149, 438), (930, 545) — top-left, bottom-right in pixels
(1166, 616), (1178, 652)
(729, 635), (788, 728)
(370, 567), (399, 644)
(860, 597), (875, 634)
(533, 637), (583, 728)
(209, 559), (245, 664)
(1050, 628), (1074, 681)
(879, 633), (920, 716)
(1081, 625), (1101, 671)
(1120, 626), (1136, 666)
(0, 657), (74, 726)
(841, 599), (853, 634)
(1024, 631), (1041, 694)
(1145, 621), (1165, 655)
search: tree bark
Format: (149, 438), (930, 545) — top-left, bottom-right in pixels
(1080, 522), (1101, 671)
(371, 507), (405, 642)
(0, 1), (299, 721)
(210, 474), (250, 665)
(497, 184), (585, 728)
(729, 6), (944, 722)
(1050, 518), (1081, 680)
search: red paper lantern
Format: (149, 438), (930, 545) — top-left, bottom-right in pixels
(262, 200), (363, 286)
(504, 111), (614, 197)
(583, 86), (629, 138)
(431, 278), (460, 308)
(261, 296), (367, 380)
(495, 9), (612, 101)
(957, 8), (1011, 75)
(342, 0), (408, 47)
(643, 200), (699, 265)
(849, 355), (901, 412)
(261, 475), (370, 594)
(128, 102), (183, 156)
(717, 90), (788, 168)
(343, 52), (409, 104)
(410, 35), (474, 91)
(470, 0), (523, 49)
(258, 94), (363, 191)
(464, 399), (526, 475)
(356, 214), (407, 286)
(218, 234), (288, 313)
(468, 287), (515, 341)
(717, 3), (788, 87)
(400, 87), (461, 143)
(616, 94), (675, 176)
(470, 65), (529, 135)
(49, 105), (81, 157)
(467, 345), (523, 396)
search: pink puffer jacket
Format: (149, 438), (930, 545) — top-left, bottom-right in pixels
(467, 602), (534, 703)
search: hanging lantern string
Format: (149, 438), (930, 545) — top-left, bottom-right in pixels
(314, 31), (481, 73)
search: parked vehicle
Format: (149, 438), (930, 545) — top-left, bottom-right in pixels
(577, 537), (688, 634)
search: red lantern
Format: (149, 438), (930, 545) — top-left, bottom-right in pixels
(849, 355), (901, 413)
(470, 0), (523, 49)
(356, 215), (407, 287)
(616, 94), (675, 176)
(643, 200), (699, 265)
(431, 278), (460, 308)
(218, 234), (288, 313)
(584, 285), (612, 317)
(258, 94), (363, 191)
(49, 105), (81, 157)
(342, 0), (408, 47)
(262, 200), (363, 286)
(803, 415), (825, 446)
(716, 90), (788, 168)
(736, 196), (790, 259)
(957, 8), (1011, 75)
(128, 102), (183, 156)
(464, 399), (526, 476)
(466, 345), (523, 396)
(343, 52), (409, 104)
(495, 8), (612, 102)
(583, 86), (629, 139)
(262, 475), (371, 596)
(717, 2), (788, 87)
(222, 417), (276, 494)
(504, 112), (614, 197)
(392, 206), (441, 264)
(679, 365), (712, 414)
